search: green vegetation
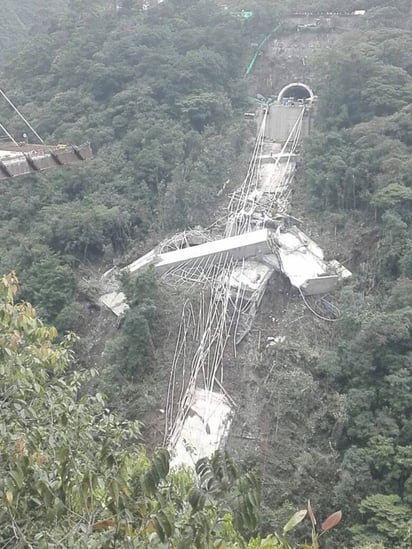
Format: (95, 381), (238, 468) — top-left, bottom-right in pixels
(1, 0), (412, 547)
(0, 273), (258, 547)
(302, 8), (412, 548)
(0, 0), (247, 330)
(108, 268), (158, 378)
(0, 273), (346, 548)
(0, 1), (68, 67)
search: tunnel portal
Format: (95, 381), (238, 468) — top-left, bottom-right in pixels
(277, 82), (314, 103)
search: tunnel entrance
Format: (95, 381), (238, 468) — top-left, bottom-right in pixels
(277, 82), (314, 103)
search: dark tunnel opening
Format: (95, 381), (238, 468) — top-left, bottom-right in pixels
(277, 83), (314, 103)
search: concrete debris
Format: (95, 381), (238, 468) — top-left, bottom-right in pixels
(268, 225), (350, 295)
(226, 149), (296, 237)
(100, 290), (128, 317)
(99, 229), (210, 315)
(169, 388), (233, 469)
(228, 261), (274, 299)
(99, 266), (128, 317)
(227, 260), (275, 344)
(266, 335), (286, 347)
(224, 224), (350, 341)
(125, 229), (272, 278)
(99, 224), (351, 316)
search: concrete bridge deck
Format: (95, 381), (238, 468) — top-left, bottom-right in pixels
(0, 142), (93, 179)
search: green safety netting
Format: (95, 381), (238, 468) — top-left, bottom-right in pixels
(244, 23), (282, 78)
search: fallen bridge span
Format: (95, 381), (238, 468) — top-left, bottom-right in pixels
(100, 83), (351, 469)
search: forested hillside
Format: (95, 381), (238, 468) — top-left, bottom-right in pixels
(0, 0), (247, 332)
(0, 1), (68, 67)
(1, 0), (412, 547)
(301, 8), (412, 547)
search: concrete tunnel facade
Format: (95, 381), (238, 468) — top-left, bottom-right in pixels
(260, 82), (315, 142)
(277, 82), (315, 103)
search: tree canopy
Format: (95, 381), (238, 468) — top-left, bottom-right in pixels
(0, 0), (248, 329)
(1, 272), (265, 547)
(302, 14), (412, 548)
(0, 272), (352, 549)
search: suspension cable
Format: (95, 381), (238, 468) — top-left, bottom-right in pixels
(0, 122), (20, 148)
(298, 287), (340, 322)
(0, 88), (45, 144)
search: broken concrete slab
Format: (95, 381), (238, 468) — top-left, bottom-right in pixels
(169, 388), (233, 469)
(100, 225), (351, 316)
(124, 229), (272, 278)
(100, 230), (274, 315)
(100, 290), (128, 317)
(272, 226), (341, 295)
(228, 260), (274, 300)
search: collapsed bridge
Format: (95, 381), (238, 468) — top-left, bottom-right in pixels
(101, 83), (351, 468)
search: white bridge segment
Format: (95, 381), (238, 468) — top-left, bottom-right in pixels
(169, 388), (233, 469)
(124, 229), (272, 277)
(100, 224), (349, 317)
(100, 230), (273, 316)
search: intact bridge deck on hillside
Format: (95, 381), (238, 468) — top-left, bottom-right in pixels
(0, 142), (93, 179)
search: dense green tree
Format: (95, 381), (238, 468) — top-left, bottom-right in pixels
(0, 0), (248, 330)
(304, 24), (412, 542)
(313, 29), (412, 129)
(351, 494), (412, 548)
(107, 268), (158, 378)
(0, 272), (265, 547)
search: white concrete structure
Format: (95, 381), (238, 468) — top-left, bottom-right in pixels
(277, 82), (315, 103)
(125, 229), (272, 277)
(271, 227), (338, 294)
(100, 225), (351, 315)
(169, 388), (233, 469)
(228, 261), (273, 300)
(100, 290), (128, 317)
(100, 230), (273, 316)
(122, 249), (157, 278)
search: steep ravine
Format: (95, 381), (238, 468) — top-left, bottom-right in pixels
(78, 10), (365, 539)
(221, 14), (366, 535)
